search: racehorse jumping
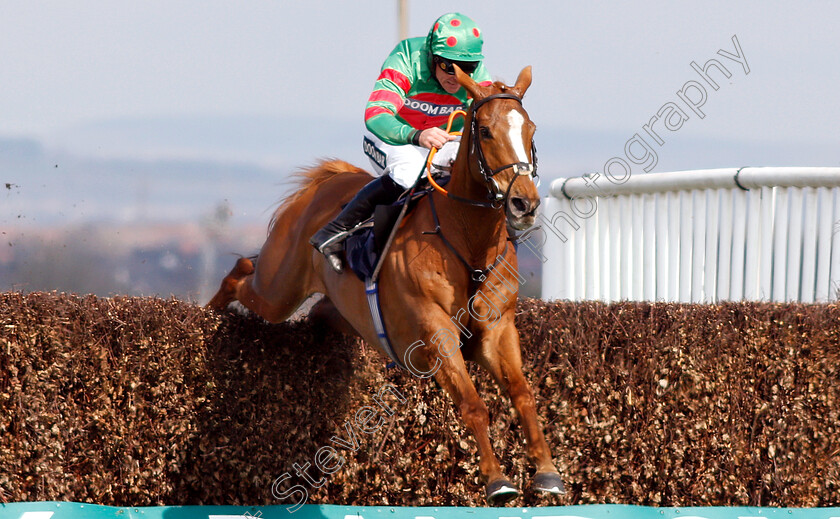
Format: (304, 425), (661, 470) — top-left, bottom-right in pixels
(207, 65), (565, 504)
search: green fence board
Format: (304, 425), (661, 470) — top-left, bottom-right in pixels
(2, 503), (839, 519)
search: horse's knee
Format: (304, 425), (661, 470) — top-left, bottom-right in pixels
(500, 366), (535, 405)
(510, 377), (536, 404)
(459, 397), (491, 432)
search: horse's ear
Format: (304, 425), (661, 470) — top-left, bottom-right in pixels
(454, 64), (486, 101)
(512, 66), (532, 98)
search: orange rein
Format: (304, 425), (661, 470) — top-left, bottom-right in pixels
(425, 109), (466, 196)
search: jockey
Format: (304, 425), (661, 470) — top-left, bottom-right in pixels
(310, 12), (492, 273)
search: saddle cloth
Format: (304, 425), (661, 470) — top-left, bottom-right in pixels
(345, 166), (459, 281)
(344, 191), (418, 281)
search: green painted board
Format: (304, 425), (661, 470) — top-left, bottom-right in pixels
(2, 503), (839, 519)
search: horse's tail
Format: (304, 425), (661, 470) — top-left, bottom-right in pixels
(269, 159), (370, 233)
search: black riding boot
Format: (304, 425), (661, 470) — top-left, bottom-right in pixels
(310, 175), (405, 273)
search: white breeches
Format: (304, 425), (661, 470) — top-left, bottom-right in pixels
(363, 132), (461, 188)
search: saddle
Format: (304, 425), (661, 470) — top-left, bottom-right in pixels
(344, 182), (437, 281)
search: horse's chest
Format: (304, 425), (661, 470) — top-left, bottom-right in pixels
(415, 269), (455, 299)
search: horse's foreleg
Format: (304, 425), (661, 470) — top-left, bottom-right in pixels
(476, 321), (565, 495)
(430, 352), (520, 504)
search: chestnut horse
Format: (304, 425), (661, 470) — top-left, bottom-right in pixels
(207, 66), (564, 503)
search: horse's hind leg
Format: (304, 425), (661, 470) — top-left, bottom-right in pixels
(309, 297), (359, 337)
(206, 256), (255, 310)
(206, 255), (306, 324)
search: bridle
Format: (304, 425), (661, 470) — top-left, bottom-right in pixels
(428, 93), (539, 211)
(419, 92), (540, 285)
(469, 93), (539, 206)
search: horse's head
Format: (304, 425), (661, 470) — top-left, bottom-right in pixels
(455, 65), (540, 230)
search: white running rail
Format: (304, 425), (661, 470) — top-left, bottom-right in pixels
(530, 167), (840, 302)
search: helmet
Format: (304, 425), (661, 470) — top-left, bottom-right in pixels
(427, 13), (484, 62)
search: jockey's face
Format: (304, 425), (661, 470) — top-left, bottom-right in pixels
(435, 65), (462, 94)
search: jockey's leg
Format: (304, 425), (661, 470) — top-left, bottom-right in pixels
(309, 133), (424, 273)
(309, 174), (404, 273)
(363, 132), (429, 189)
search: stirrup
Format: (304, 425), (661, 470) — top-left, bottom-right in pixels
(321, 243), (344, 274)
(312, 228), (351, 254)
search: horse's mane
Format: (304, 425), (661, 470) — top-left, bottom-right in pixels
(268, 159), (370, 233)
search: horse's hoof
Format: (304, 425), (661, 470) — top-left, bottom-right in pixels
(486, 478), (520, 505)
(532, 471), (566, 495)
(232, 256), (255, 277)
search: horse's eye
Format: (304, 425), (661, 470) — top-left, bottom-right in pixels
(479, 126), (492, 139)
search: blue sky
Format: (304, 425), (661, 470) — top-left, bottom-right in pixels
(2, 1), (839, 220)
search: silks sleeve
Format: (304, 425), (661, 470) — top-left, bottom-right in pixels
(364, 41), (418, 146)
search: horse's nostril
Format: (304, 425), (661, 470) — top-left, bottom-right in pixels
(510, 197), (531, 216)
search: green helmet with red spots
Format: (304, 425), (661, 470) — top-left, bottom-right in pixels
(427, 13), (485, 62)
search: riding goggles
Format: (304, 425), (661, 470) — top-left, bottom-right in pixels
(434, 56), (479, 75)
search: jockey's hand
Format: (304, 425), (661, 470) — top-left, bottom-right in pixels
(418, 127), (457, 149)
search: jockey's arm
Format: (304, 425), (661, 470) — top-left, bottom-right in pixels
(366, 109), (456, 151)
(364, 106), (418, 146)
(364, 39), (420, 147)
(364, 39), (492, 149)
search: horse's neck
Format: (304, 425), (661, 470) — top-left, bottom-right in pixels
(437, 155), (508, 264)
